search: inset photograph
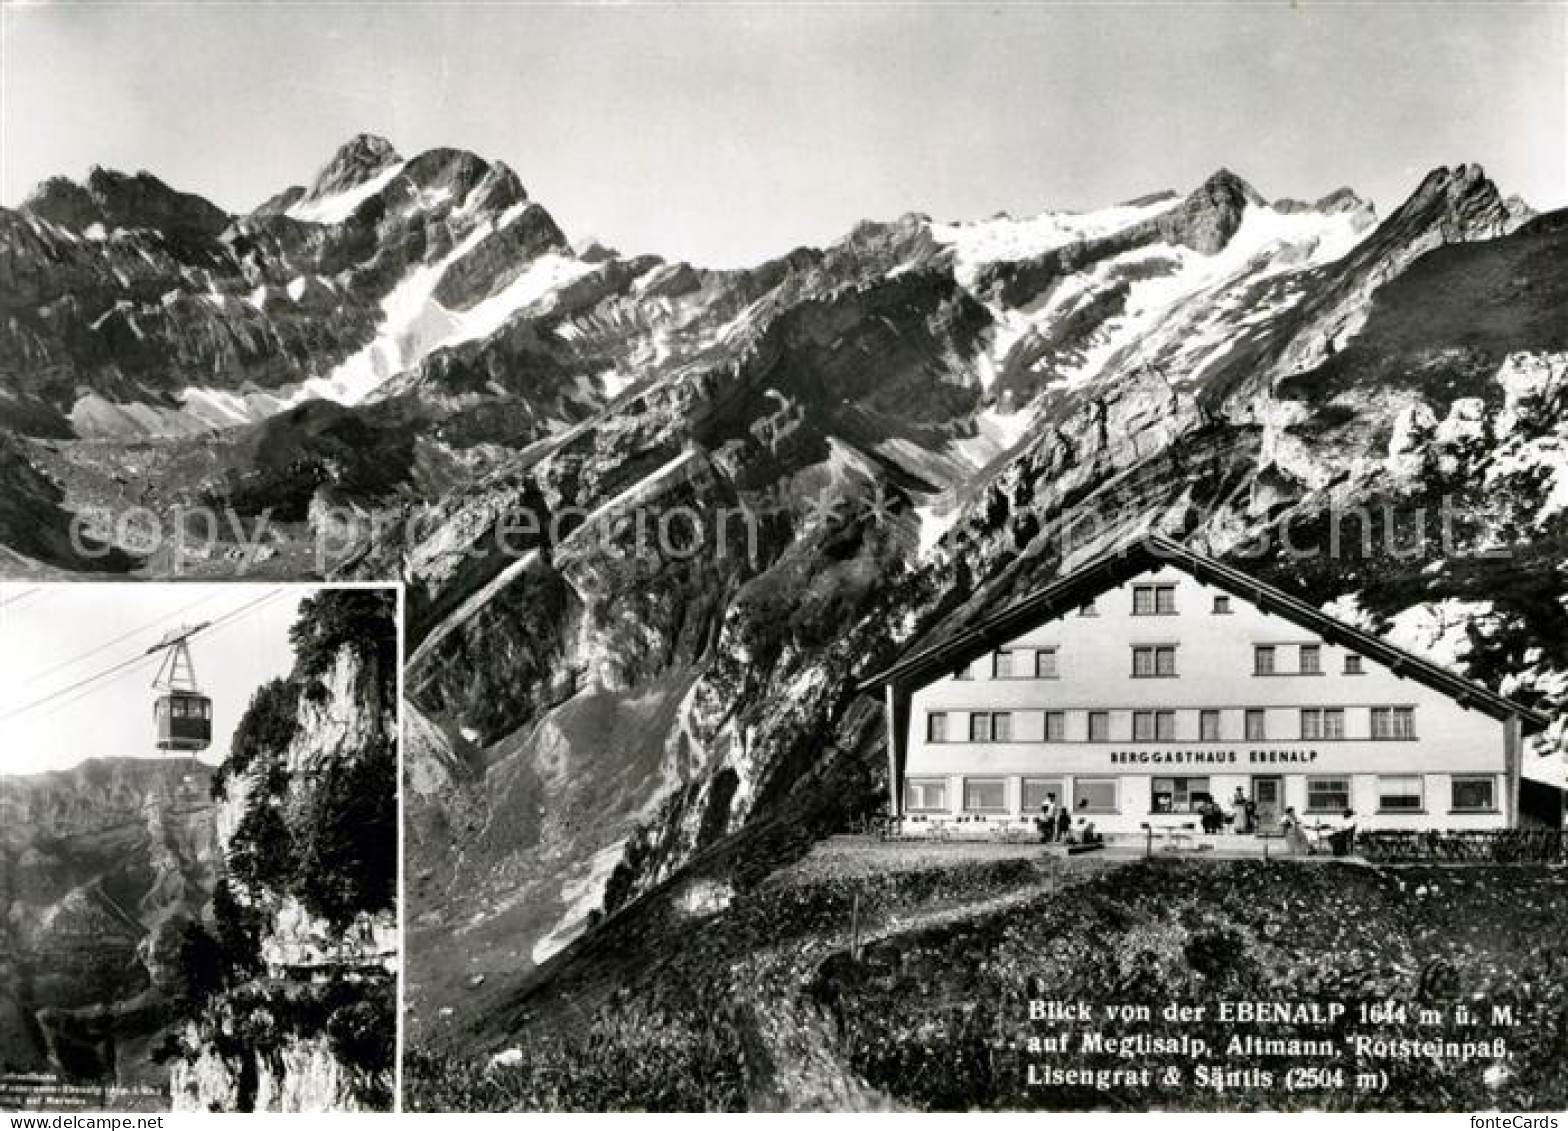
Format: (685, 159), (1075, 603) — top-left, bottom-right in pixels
(0, 584), (399, 1113)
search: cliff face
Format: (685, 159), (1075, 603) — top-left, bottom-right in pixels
(0, 758), (218, 1108)
(166, 591), (397, 1112)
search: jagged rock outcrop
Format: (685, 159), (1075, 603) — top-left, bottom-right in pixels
(24, 167), (231, 242)
(167, 592), (397, 1112)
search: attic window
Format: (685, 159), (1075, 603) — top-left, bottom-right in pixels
(1213, 595), (1232, 614)
(1345, 655), (1364, 675)
(1079, 600), (1098, 617)
(1132, 584), (1176, 616)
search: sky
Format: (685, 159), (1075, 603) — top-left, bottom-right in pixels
(1, 3), (1565, 268)
(0, 584), (305, 775)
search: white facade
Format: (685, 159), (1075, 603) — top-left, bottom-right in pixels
(899, 564), (1520, 834)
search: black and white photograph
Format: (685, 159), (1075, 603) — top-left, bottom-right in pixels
(2, 0), (1566, 1116)
(0, 584), (399, 1112)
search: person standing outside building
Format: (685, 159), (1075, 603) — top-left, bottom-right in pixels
(1232, 786), (1252, 834)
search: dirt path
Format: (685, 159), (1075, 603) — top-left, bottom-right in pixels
(737, 853), (1125, 1110)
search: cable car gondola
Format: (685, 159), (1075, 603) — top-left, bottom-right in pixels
(146, 623), (212, 753)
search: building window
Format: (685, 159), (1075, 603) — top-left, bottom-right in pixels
(905, 778), (948, 812)
(1254, 645), (1276, 675)
(1244, 708), (1266, 741)
(1344, 654), (1364, 675)
(970, 712), (1013, 742)
(1300, 644), (1322, 675)
(1035, 648), (1059, 679)
(1300, 708), (1345, 740)
(1087, 711), (1110, 742)
(1132, 645), (1177, 677)
(1022, 778), (1064, 811)
(1213, 595), (1232, 614)
(1074, 777), (1118, 813)
(1044, 711), (1066, 742)
(1306, 777), (1351, 813)
(1451, 775), (1497, 812)
(1371, 706), (1416, 740)
(927, 712), (948, 743)
(1079, 600), (1098, 616)
(963, 778), (1007, 813)
(953, 663), (973, 681)
(1378, 775), (1424, 812)
(1130, 710), (1175, 741)
(1152, 776), (1211, 814)
(994, 650), (1015, 679)
(1133, 584), (1176, 616)
(1200, 709), (1221, 741)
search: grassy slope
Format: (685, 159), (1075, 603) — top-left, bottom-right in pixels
(406, 672), (698, 1042)
(1280, 209), (1568, 409)
(406, 851), (1568, 1111)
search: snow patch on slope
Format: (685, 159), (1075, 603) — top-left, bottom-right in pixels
(1384, 599), (1496, 671)
(530, 841), (626, 965)
(929, 199), (1173, 284)
(178, 386), (289, 428)
(448, 253), (596, 342)
(952, 404), (1037, 467)
(1486, 436), (1568, 528)
(285, 161), (408, 224)
(291, 204), (591, 405)
(980, 201), (1372, 396)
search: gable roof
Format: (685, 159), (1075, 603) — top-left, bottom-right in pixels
(858, 532), (1550, 731)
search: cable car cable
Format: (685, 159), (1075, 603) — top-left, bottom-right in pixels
(0, 589), (288, 723)
(15, 590), (290, 725)
(28, 594), (292, 724)
(21, 590), (231, 687)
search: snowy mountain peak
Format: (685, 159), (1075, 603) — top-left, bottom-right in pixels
(308, 133), (403, 198)
(1272, 186), (1375, 219)
(1162, 169), (1267, 253)
(1198, 167), (1266, 206)
(1313, 186), (1374, 215)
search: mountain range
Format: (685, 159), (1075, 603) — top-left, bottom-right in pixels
(2, 136), (1565, 1083)
(0, 758), (218, 1108)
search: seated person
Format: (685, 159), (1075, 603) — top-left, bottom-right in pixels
(1326, 808), (1357, 857)
(1072, 816), (1102, 847)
